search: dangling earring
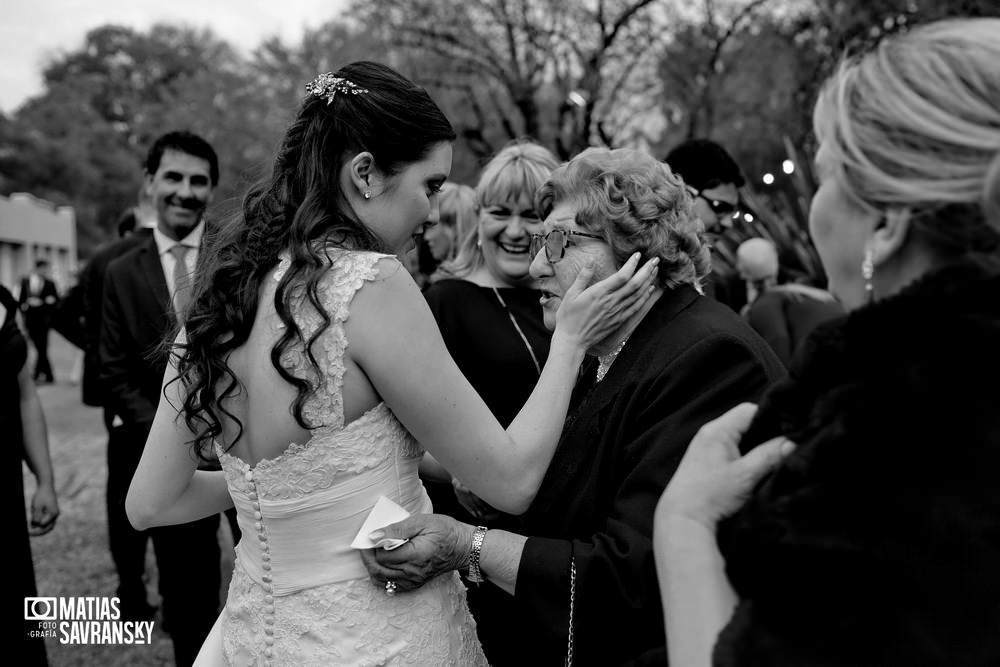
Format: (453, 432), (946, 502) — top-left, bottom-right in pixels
(363, 190), (371, 200)
(476, 237), (483, 248)
(861, 246), (874, 303)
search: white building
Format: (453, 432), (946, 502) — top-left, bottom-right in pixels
(0, 192), (77, 294)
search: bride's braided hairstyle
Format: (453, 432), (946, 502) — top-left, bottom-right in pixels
(173, 61), (455, 456)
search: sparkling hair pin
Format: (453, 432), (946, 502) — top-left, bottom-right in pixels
(305, 73), (369, 105)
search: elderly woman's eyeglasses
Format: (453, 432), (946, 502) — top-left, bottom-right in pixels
(529, 229), (604, 263)
(687, 186), (740, 219)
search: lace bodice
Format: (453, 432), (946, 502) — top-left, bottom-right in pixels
(272, 249), (386, 433)
(207, 248), (487, 666)
(219, 249), (423, 493)
(219, 402), (419, 501)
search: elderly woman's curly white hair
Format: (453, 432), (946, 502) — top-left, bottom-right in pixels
(536, 147), (712, 291)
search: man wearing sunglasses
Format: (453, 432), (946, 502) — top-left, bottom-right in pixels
(665, 138), (747, 313)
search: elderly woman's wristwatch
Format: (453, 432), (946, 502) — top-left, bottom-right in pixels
(467, 525), (489, 583)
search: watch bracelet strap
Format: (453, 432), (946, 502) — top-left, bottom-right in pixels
(467, 525), (488, 583)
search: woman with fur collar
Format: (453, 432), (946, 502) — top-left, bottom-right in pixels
(655, 17), (1000, 666)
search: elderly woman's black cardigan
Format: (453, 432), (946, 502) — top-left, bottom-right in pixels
(717, 255), (1000, 666)
(507, 284), (785, 666)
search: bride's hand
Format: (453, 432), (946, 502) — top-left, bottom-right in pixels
(554, 252), (659, 350)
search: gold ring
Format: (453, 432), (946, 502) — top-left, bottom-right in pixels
(384, 580), (397, 596)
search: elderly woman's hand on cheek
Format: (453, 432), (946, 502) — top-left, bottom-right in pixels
(655, 403), (796, 536)
(360, 514), (475, 593)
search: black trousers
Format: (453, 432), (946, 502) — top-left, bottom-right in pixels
(105, 415), (224, 667)
(24, 314), (52, 381)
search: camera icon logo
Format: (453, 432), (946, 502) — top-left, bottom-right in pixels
(24, 597), (57, 621)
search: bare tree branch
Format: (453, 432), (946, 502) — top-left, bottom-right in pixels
(605, 0), (661, 48)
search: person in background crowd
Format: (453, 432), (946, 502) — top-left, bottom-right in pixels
(364, 146), (785, 666)
(424, 181), (477, 284)
(99, 131), (228, 667)
(18, 259), (59, 384)
(735, 237), (844, 368)
(51, 195), (160, 391)
(655, 18), (1000, 666)
(3, 284), (59, 666)
(420, 140), (558, 663)
(81, 192), (159, 408)
(665, 138), (748, 313)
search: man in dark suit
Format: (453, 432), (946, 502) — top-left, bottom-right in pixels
(18, 259), (59, 383)
(99, 131), (224, 667)
(50, 199), (156, 404)
(78, 200), (156, 407)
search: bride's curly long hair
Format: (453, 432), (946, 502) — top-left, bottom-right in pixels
(172, 61), (455, 457)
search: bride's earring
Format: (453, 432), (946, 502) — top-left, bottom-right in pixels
(861, 246), (874, 303)
(363, 190), (371, 200)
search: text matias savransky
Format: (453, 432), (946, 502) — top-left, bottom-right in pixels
(24, 596), (155, 645)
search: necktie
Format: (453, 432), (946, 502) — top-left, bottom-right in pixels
(169, 244), (192, 318)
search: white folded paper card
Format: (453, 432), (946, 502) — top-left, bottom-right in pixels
(350, 495), (411, 550)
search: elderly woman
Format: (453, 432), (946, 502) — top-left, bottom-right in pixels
(364, 146), (785, 666)
(655, 17), (1000, 666)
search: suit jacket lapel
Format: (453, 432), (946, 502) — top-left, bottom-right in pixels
(137, 236), (171, 312)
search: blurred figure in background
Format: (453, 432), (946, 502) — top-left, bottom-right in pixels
(655, 17), (1000, 666)
(3, 283), (59, 665)
(17, 259), (59, 384)
(399, 240), (431, 290)
(735, 237), (844, 368)
(425, 181), (477, 283)
(420, 140), (558, 664)
(665, 138), (747, 313)
(80, 190), (158, 408)
(52, 196), (158, 387)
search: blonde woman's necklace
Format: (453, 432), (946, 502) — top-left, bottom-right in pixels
(491, 287), (542, 376)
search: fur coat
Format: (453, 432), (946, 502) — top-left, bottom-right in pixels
(715, 255), (1000, 666)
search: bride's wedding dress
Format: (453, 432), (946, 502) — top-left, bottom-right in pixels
(196, 249), (487, 666)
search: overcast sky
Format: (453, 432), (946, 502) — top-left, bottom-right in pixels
(0, 0), (350, 113)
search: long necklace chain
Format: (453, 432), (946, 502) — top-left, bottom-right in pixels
(491, 287), (542, 376)
(596, 336), (630, 382)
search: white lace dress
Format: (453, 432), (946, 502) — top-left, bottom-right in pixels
(198, 249), (488, 666)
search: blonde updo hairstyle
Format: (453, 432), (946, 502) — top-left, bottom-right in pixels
(814, 18), (1000, 255)
(445, 140), (560, 277)
(536, 147), (711, 291)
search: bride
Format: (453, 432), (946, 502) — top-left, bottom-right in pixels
(125, 61), (656, 665)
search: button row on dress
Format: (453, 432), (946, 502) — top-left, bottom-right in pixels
(245, 469), (275, 666)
